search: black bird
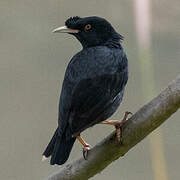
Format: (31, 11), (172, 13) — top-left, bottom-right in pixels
(43, 16), (130, 165)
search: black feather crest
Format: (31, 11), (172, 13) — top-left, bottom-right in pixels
(65, 16), (81, 28)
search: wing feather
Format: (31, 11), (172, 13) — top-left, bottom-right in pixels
(69, 69), (128, 135)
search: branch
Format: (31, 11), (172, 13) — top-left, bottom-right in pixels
(45, 75), (180, 180)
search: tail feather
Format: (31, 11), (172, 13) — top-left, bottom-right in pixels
(50, 135), (76, 165)
(43, 128), (76, 165)
(43, 128), (58, 158)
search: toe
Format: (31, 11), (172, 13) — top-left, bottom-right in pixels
(83, 149), (88, 160)
(83, 145), (91, 160)
(116, 127), (121, 142)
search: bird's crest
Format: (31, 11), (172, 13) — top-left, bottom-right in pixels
(65, 16), (81, 28)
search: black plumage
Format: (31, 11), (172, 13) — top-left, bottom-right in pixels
(43, 16), (128, 165)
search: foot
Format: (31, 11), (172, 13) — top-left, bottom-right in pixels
(83, 144), (91, 160)
(77, 136), (92, 160)
(99, 111), (132, 141)
(115, 111), (132, 141)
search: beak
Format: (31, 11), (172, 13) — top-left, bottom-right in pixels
(52, 26), (79, 33)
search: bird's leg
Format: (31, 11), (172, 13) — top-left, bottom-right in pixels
(77, 135), (91, 160)
(99, 111), (132, 141)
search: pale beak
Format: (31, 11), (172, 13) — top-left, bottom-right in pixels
(52, 26), (79, 33)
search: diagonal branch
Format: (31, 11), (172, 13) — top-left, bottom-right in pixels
(45, 75), (180, 180)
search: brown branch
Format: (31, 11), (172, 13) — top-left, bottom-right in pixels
(44, 75), (180, 180)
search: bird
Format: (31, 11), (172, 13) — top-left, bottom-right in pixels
(43, 16), (130, 165)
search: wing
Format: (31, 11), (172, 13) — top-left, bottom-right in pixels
(69, 56), (128, 136)
(58, 46), (128, 137)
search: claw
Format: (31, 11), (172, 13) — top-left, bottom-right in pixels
(77, 135), (92, 160)
(83, 145), (91, 160)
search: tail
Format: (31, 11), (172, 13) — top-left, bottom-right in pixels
(43, 128), (76, 165)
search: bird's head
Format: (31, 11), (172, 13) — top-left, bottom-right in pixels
(53, 16), (123, 48)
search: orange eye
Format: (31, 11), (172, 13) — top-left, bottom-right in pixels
(84, 24), (91, 31)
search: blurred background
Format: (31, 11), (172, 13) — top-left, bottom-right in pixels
(0, 0), (180, 179)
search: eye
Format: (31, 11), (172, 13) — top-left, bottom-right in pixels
(84, 24), (91, 31)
